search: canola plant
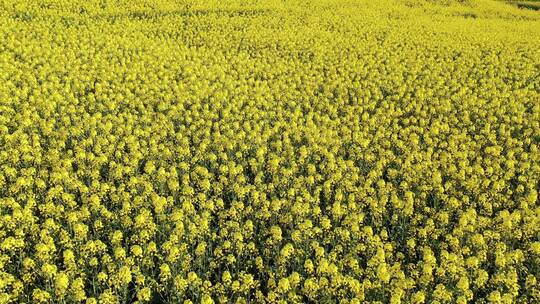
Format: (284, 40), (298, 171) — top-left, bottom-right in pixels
(0, 0), (539, 303)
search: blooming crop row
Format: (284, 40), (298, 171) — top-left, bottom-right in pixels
(0, 0), (539, 303)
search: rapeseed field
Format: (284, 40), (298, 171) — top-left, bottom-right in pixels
(0, 0), (539, 303)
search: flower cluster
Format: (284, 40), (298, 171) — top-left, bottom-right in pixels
(0, 0), (539, 303)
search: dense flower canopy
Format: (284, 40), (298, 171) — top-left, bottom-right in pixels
(0, 0), (539, 303)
